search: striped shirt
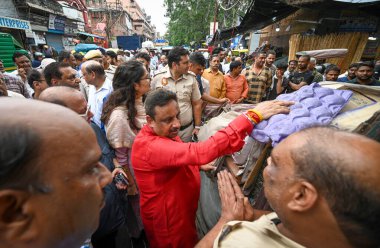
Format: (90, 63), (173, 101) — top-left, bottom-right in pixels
(245, 66), (272, 103)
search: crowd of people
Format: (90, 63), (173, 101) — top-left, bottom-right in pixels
(0, 44), (380, 248)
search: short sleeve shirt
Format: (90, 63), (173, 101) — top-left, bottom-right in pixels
(287, 70), (314, 93)
(245, 66), (272, 103)
(214, 213), (305, 248)
(153, 70), (201, 126)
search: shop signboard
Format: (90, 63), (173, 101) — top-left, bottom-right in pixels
(0, 16), (31, 31)
(48, 14), (65, 34)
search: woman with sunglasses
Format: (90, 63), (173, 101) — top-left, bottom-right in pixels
(101, 60), (151, 242)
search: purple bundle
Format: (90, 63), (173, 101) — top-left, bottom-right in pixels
(251, 83), (352, 146)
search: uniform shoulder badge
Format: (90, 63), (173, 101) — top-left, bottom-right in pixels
(162, 77), (168, 86)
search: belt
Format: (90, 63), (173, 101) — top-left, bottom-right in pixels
(180, 121), (193, 131)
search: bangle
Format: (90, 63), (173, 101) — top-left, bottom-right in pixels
(194, 126), (201, 129)
(246, 109), (263, 123)
(115, 166), (123, 169)
(243, 113), (257, 125)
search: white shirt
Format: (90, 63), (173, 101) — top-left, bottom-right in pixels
(7, 90), (25, 98)
(10, 70), (34, 96)
(88, 77), (113, 128)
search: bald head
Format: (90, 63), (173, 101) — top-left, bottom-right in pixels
(39, 86), (91, 123)
(0, 98), (110, 248)
(81, 60), (105, 76)
(287, 127), (380, 247)
(0, 98), (92, 188)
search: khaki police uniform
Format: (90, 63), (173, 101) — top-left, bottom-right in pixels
(214, 213), (305, 248)
(152, 69), (201, 142)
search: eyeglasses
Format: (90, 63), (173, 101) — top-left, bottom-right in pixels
(140, 76), (152, 82)
(79, 105), (91, 117)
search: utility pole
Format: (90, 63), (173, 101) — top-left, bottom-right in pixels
(104, 0), (124, 47)
(213, 0), (219, 36)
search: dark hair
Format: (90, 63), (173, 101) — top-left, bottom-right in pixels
(210, 54), (219, 61)
(276, 62), (288, 70)
(58, 50), (72, 63)
(289, 60), (298, 65)
(189, 52), (206, 67)
(97, 48), (106, 56)
(357, 61), (374, 70)
(84, 61), (105, 77)
(291, 127), (380, 247)
(106, 50), (117, 60)
(212, 47), (224, 55)
(101, 60), (146, 130)
(254, 51), (266, 57)
(28, 69), (43, 90)
(230, 61), (242, 72)
(300, 55), (311, 61)
(168, 46), (189, 68)
(12, 51), (29, 62)
(44, 62), (61, 86)
(267, 50), (276, 56)
(135, 52), (151, 63)
(325, 65), (340, 74)
(74, 53), (84, 61)
(145, 89), (177, 119)
(0, 124), (42, 190)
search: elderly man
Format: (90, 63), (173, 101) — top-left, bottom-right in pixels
(81, 60), (113, 128)
(308, 57), (323, 83)
(131, 89), (293, 248)
(197, 127), (380, 248)
(39, 86), (132, 248)
(43, 62), (81, 90)
(152, 46), (203, 142)
(0, 98), (112, 248)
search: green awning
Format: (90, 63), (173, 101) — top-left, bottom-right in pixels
(12, 36), (23, 49)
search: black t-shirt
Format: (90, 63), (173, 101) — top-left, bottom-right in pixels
(287, 70), (314, 93)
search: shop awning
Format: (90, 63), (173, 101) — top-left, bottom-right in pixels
(212, 0), (298, 42)
(78, 31), (105, 40)
(12, 36), (23, 49)
(213, 0), (380, 43)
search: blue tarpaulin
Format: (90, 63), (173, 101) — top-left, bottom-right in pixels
(75, 44), (99, 53)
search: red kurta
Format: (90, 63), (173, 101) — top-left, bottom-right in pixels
(131, 115), (253, 248)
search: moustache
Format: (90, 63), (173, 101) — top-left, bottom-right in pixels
(170, 127), (179, 132)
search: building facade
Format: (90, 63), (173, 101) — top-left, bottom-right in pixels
(124, 0), (156, 41)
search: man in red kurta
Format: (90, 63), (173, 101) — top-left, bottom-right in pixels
(131, 89), (292, 248)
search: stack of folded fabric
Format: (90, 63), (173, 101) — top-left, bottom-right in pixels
(251, 83), (353, 146)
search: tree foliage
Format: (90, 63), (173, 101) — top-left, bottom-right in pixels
(164, 0), (251, 46)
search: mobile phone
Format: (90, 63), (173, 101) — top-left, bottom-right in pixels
(114, 172), (129, 186)
(192, 133), (198, 143)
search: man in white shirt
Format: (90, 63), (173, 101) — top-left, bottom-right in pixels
(81, 60), (113, 128)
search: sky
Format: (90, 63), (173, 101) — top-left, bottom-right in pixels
(136, 0), (169, 37)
